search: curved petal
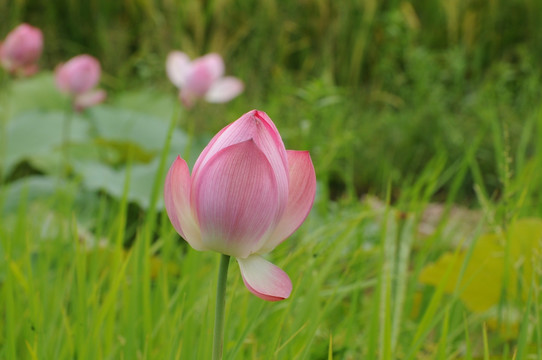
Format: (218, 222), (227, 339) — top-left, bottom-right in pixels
(193, 140), (280, 258)
(192, 110), (289, 217)
(205, 77), (244, 103)
(184, 54), (225, 96)
(166, 51), (191, 88)
(1, 24), (43, 70)
(193, 110), (285, 174)
(260, 151), (316, 254)
(74, 89), (106, 111)
(237, 255), (292, 301)
(197, 53), (224, 81)
(55, 55), (101, 95)
(164, 156), (205, 250)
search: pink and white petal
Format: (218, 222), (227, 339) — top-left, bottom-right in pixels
(198, 53), (224, 81)
(190, 121), (235, 179)
(164, 156), (205, 250)
(191, 110), (289, 216)
(237, 255), (292, 301)
(205, 77), (244, 103)
(260, 151), (316, 254)
(184, 62), (216, 96)
(183, 54), (225, 96)
(74, 89), (106, 111)
(57, 55), (101, 95)
(166, 51), (191, 88)
(193, 140), (280, 258)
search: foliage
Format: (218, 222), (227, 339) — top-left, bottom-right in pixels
(1, 1), (542, 358)
(2, 1), (542, 200)
(419, 218), (542, 338)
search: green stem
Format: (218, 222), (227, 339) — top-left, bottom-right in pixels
(0, 71), (11, 183)
(60, 100), (74, 179)
(212, 254), (230, 360)
(183, 109), (196, 162)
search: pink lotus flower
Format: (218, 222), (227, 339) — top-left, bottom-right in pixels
(0, 23), (43, 76)
(165, 110), (316, 301)
(166, 51), (244, 108)
(55, 54), (106, 111)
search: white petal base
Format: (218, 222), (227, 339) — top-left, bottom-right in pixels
(237, 255), (292, 301)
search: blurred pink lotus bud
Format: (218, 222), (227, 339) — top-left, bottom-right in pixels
(166, 51), (244, 108)
(165, 110), (316, 301)
(0, 23), (43, 76)
(55, 55), (106, 110)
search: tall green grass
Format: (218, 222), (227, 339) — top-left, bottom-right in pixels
(1, 103), (541, 358)
(1, 1), (542, 358)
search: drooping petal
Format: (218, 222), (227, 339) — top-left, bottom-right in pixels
(164, 156), (205, 250)
(74, 89), (106, 111)
(237, 255), (292, 301)
(191, 110), (289, 218)
(260, 151), (316, 254)
(166, 51), (191, 88)
(193, 140), (280, 258)
(205, 76), (244, 103)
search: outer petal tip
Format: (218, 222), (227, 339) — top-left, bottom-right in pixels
(237, 255), (292, 301)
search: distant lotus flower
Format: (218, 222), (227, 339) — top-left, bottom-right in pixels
(55, 54), (106, 111)
(165, 110), (316, 300)
(166, 51), (244, 108)
(0, 23), (43, 76)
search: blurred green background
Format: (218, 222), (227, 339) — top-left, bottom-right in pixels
(2, 0), (542, 203)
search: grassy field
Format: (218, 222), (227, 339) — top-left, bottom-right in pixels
(1, 0), (542, 359)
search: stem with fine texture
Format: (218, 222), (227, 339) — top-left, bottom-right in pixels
(212, 254), (230, 360)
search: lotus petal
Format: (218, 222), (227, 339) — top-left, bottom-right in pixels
(237, 255), (292, 301)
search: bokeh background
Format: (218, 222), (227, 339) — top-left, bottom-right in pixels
(3, 0), (542, 203)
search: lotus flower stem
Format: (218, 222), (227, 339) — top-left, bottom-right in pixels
(183, 112), (196, 162)
(0, 73), (10, 183)
(60, 101), (74, 179)
(212, 254), (230, 360)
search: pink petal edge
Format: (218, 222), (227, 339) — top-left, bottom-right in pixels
(198, 53), (225, 81)
(237, 255), (292, 301)
(260, 150), (316, 254)
(164, 156), (205, 250)
(166, 51), (191, 88)
(191, 110), (289, 218)
(205, 77), (244, 103)
(74, 89), (106, 110)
